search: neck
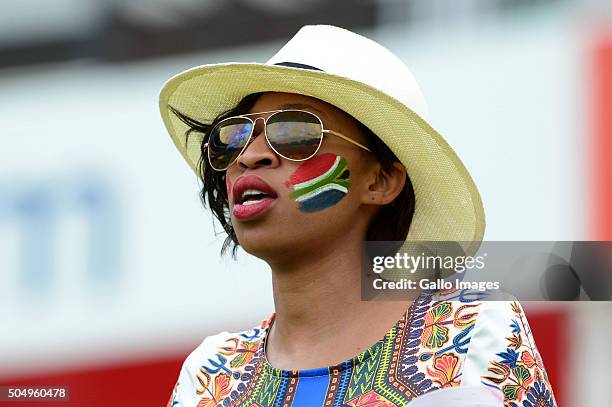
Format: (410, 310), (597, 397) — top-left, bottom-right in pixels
(263, 231), (417, 370)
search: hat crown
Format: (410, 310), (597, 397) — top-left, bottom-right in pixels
(266, 24), (429, 119)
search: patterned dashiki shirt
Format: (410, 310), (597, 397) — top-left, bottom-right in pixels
(166, 289), (557, 406)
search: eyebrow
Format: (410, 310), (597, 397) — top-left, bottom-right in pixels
(278, 103), (329, 120)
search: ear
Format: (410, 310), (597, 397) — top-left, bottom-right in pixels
(363, 161), (407, 205)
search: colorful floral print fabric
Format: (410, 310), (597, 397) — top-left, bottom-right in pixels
(166, 289), (557, 406)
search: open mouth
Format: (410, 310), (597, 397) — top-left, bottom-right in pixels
(231, 174), (279, 220)
(237, 189), (276, 205)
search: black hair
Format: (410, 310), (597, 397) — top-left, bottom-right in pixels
(168, 92), (416, 259)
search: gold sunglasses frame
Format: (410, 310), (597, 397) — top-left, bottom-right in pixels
(203, 109), (372, 171)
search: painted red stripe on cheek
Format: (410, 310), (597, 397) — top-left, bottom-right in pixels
(226, 176), (232, 198)
(286, 153), (337, 186)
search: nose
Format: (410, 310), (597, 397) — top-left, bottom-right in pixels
(235, 117), (280, 170)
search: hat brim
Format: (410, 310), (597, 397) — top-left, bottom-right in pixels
(159, 62), (485, 255)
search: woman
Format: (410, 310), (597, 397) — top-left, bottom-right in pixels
(160, 25), (557, 406)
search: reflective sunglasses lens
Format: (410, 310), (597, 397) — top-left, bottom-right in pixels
(266, 111), (322, 160)
(208, 118), (253, 169)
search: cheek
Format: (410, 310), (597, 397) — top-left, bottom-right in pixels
(284, 152), (351, 213)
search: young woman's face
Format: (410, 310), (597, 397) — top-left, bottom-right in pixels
(225, 92), (380, 260)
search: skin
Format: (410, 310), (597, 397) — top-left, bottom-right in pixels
(225, 91), (415, 370)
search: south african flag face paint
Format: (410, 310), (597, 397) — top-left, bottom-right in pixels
(284, 153), (351, 213)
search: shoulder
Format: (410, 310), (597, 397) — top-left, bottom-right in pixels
(166, 313), (273, 407)
(414, 289), (556, 405)
(456, 293), (557, 406)
(423, 287), (529, 334)
(186, 314), (271, 368)
(424, 288), (534, 366)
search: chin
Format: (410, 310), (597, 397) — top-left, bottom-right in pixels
(235, 225), (284, 254)
(236, 226), (306, 261)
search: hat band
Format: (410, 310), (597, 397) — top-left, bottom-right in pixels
(273, 62), (324, 71)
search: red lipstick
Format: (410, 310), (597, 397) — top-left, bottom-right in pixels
(231, 174), (278, 221)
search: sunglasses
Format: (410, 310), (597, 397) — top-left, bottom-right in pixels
(203, 109), (372, 171)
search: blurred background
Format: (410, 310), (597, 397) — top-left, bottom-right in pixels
(1, 0), (611, 405)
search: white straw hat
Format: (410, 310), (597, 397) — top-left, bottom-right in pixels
(159, 24), (485, 255)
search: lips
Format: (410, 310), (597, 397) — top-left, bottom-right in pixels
(231, 174), (278, 220)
